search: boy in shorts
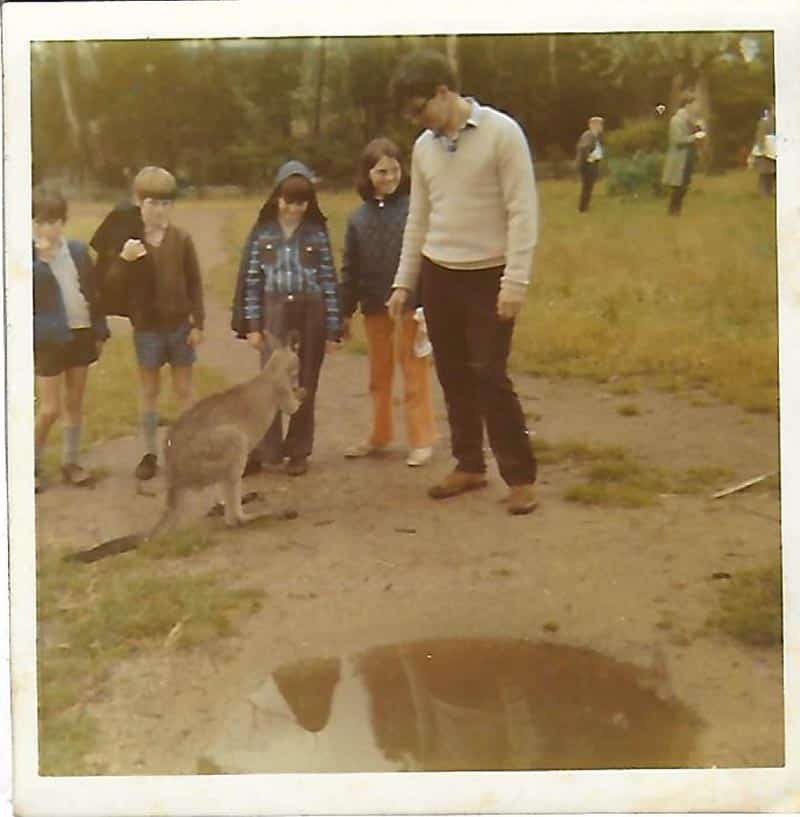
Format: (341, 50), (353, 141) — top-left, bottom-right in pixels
(33, 187), (109, 491)
(102, 166), (205, 480)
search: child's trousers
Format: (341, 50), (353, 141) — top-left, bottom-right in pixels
(363, 311), (436, 450)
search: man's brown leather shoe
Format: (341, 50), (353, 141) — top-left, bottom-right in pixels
(507, 484), (538, 515)
(428, 470), (488, 499)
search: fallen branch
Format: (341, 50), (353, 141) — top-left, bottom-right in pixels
(712, 471), (778, 500)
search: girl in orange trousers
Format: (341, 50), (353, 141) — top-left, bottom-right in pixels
(340, 138), (436, 466)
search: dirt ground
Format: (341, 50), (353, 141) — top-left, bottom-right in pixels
(35, 206), (783, 774)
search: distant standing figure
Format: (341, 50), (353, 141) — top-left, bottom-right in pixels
(751, 100), (776, 197)
(575, 116), (605, 212)
(662, 93), (706, 216)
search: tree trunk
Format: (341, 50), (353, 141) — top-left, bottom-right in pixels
(313, 38), (327, 140)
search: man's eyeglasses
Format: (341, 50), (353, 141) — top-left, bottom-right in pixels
(402, 95), (433, 122)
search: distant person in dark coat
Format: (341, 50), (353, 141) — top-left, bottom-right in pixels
(575, 116), (605, 212)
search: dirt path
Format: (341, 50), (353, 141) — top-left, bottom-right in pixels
(36, 204), (783, 774)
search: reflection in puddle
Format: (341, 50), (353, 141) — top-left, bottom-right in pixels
(207, 638), (702, 773)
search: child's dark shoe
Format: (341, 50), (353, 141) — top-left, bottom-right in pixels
(61, 464), (93, 487)
(134, 453), (158, 481)
(286, 457), (308, 476)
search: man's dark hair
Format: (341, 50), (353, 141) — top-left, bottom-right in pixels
(32, 187), (68, 222)
(389, 48), (459, 109)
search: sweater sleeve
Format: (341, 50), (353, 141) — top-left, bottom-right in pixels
(183, 234), (205, 331)
(497, 118), (538, 299)
(339, 217), (360, 318)
(315, 227), (342, 341)
(393, 138), (430, 292)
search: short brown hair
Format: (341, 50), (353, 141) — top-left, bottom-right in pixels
(32, 187), (67, 222)
(355, 137), (405, 201)
(133, 166), (177, 199)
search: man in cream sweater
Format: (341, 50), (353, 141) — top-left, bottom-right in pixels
(386, 49), (538, 515)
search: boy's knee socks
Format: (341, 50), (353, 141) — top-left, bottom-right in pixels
(62, 425), (82, 466)
(141, 411), (159, 456)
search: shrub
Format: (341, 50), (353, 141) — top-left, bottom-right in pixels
(605, 153), (665, 197)
(604, 116), (668, 157)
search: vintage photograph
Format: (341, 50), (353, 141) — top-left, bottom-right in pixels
(5, 1), (796, 813)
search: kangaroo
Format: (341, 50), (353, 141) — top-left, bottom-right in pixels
(64, 333), (305, 563)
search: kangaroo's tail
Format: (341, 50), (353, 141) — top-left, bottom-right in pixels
(63, 490), (178, 564)
(63, 532), (146, 563)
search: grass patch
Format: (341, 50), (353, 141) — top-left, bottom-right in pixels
(535, 435), (734, 507)
(36, 548), (264, 775)
(708, 563), (782, 646)
(510, 171), (777, 414)
(607, 379), (641, 396)
(139, 525), (218, 560)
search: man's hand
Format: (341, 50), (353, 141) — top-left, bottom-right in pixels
(187, 328), (204, 347)
(246, 331), (264, 350)
(120, 239), (147, 262)
(497, 291), (524, 321)
(386, 288), (409, 320)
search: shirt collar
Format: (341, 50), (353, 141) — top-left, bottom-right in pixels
(433, 98), (481, 150)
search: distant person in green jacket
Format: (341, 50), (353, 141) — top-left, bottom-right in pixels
(662, 93), (706, 216)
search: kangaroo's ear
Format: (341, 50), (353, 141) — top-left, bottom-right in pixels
(286, 330), (301, 354)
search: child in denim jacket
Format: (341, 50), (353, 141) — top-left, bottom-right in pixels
(231, 161), (342, 476)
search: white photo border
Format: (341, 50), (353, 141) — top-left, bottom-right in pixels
(3, 1), (799, 815)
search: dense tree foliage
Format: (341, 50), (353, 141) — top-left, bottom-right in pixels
(31, 32), (774, 193)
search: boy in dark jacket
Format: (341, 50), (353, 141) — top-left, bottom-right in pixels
(33, 187), (109, 491)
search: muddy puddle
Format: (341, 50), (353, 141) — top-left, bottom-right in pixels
(203, 637), (703, 773)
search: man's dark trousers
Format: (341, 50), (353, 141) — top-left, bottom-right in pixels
(420, 257), (537, 486)
(578, 162), (599, 212)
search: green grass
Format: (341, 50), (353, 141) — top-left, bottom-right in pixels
(533, 435), (734, 508)
(513, 171), (777, 413)
(708, 563), (782, 646)
(36, 541), (265, 775)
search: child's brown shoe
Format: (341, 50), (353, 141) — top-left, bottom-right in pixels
(507, 484), (538, 515)
(428, 470), (487, 499)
